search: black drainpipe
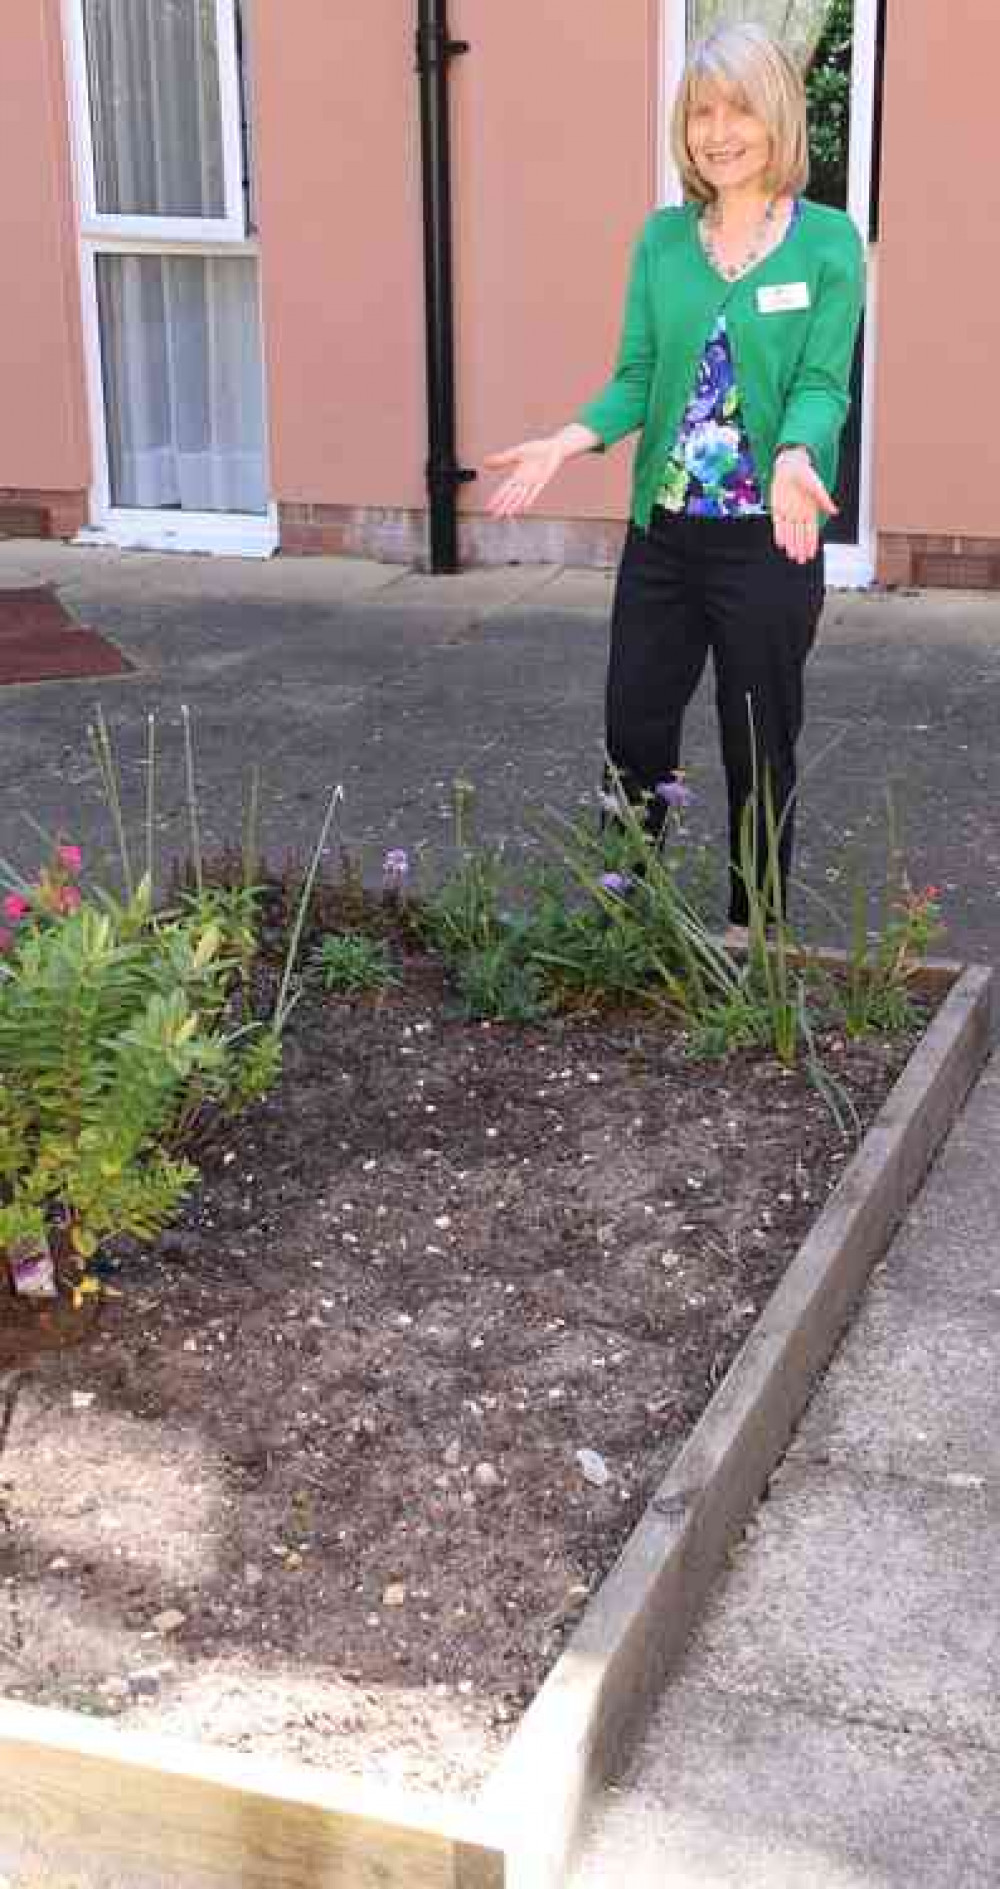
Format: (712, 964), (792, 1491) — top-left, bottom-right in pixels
(416, 0), (476, 572)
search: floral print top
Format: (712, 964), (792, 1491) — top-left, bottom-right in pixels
(657, 200), (802, 519)
(656, 317), (765, 517)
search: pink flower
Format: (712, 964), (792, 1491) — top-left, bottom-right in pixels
(2, 892), (30, 923)
(57, 843), (83, 873)
(0, 927), (15, 954)
(59, 886), (82, 914)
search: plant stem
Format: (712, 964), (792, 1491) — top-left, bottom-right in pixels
(272, 784), (344, 1036)
(89, 704), (133, 900)
(180, 704), (203, 898)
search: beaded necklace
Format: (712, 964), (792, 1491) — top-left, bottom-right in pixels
(699, 197), (778, 283)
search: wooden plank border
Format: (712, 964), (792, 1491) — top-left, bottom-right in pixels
(480, 961), (994, 1889)
(0, 1700), (504, 1889)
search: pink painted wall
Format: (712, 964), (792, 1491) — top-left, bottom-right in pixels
(450, 0), (655, 521)
(254, 0), (655, 520)
(252, 1), (426, 509)
(874, 2), (999, 538)
(0, 1), (89, 491)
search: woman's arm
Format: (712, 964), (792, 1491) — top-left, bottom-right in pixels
(770, 221), (866, 562)
(575, 223), (656, 448)
(775, 223), (866, 466)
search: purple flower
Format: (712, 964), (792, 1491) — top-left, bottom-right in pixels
(655, 776), (693, 809)
(599, 871), (631, 897)
(687, 336), (733, 424)
(382, 847), (409, 883)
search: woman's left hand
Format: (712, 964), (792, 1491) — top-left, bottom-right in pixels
(770, 448), (837, 564)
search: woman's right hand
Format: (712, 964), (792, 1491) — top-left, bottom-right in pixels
(483, 435), (568, 517)
(483, 423), (599, 517)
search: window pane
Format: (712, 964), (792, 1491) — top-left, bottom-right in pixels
(83, 0), (226, 217)
(97, 254), (267, 513)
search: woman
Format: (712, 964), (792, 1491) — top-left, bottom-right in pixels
(485, 22), (865, 944)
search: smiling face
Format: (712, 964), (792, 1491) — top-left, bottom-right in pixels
(686, 80), (773, 200)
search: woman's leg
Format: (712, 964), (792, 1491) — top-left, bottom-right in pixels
(605, 513), (708, 833)
(701, 524), (824, 923)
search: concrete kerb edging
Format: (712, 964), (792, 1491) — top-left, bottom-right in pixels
(479, 958), (994, 1889)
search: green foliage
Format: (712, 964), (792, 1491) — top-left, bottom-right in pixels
(536, 776), (743, 1022)
(0, 883), (278, 1294)
(806, 0), (854, 209)
(312, 931), (398, 995)
(453, 941), (550, 1023)
(734, 762), (804, 1069)
(839, 872), (942, 1038)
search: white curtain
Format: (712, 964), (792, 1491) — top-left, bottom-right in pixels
(690, 2), (842, 70)
(97, 254), (267, 514)
(83, 0), (225, 217)
(85, 2), (266, 514)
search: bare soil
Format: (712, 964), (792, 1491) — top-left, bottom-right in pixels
(0, 953), (923, 1799)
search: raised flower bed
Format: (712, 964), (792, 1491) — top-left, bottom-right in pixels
(1, 742), (990, 1887)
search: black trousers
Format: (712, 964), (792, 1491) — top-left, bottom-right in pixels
(605, 508), (825, 925)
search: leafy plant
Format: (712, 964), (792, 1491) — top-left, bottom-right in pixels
(537, 768), (743, 1022)
(0, 890), (251, 1291)
(452, 940), (550, 1023)
(312, 932), (398, 995)
(0, 714), (343, 1303)
(417, 779), (508, 965)
(840, 872), (942, 1037)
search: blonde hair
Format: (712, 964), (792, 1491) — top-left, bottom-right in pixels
(671, 23), (810, 204)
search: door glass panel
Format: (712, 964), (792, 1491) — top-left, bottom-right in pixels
(83, 0), (226, 217)
(686, 2), (861, 539)
(96, 253), (267, 513)
(689, 3), (840, 71)
(687, 2), (852, 207)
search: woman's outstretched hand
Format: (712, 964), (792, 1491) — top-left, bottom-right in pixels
(770, 448), (837, 564)
(484, 423), (599, 517)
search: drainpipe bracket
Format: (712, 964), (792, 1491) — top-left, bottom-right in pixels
(426, 464), (478, 490)
(416, 30), (471, 70)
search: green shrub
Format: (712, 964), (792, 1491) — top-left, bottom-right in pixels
(312, 932), (398, 994)
(0, 873), (280, 1298)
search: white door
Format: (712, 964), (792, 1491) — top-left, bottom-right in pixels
(660, 0), (881, 588)
(64, 0), (276, 556)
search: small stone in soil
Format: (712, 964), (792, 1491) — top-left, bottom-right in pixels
(128, 1664), (175, 1696)
(473, 1462), (501, 1492)
(576, 1448), (611, 1487)
(383, 1582), (407, 1608)
(152, 1609), (186, 1636)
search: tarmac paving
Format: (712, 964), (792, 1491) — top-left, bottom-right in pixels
(570, 1060), (1000, 1888)
(1, 540), (998, 1883)
(0, 540), (999, 964)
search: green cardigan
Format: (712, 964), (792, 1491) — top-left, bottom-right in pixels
(577, 198), (866, 528)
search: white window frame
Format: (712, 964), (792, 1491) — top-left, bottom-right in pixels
(657, 0), (880, 590)
(62, 0), (277, 557)
(65, 0), (247, 243)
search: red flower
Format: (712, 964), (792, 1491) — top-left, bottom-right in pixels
(2, 892), (29, 923)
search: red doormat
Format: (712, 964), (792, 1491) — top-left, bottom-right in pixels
(0, 587), (133, 685)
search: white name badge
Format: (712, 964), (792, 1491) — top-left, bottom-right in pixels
(757, 281), (811, 314)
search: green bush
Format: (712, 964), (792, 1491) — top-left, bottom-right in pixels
(0, 873), (280, 1298)
(312, 931), (398, 994)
